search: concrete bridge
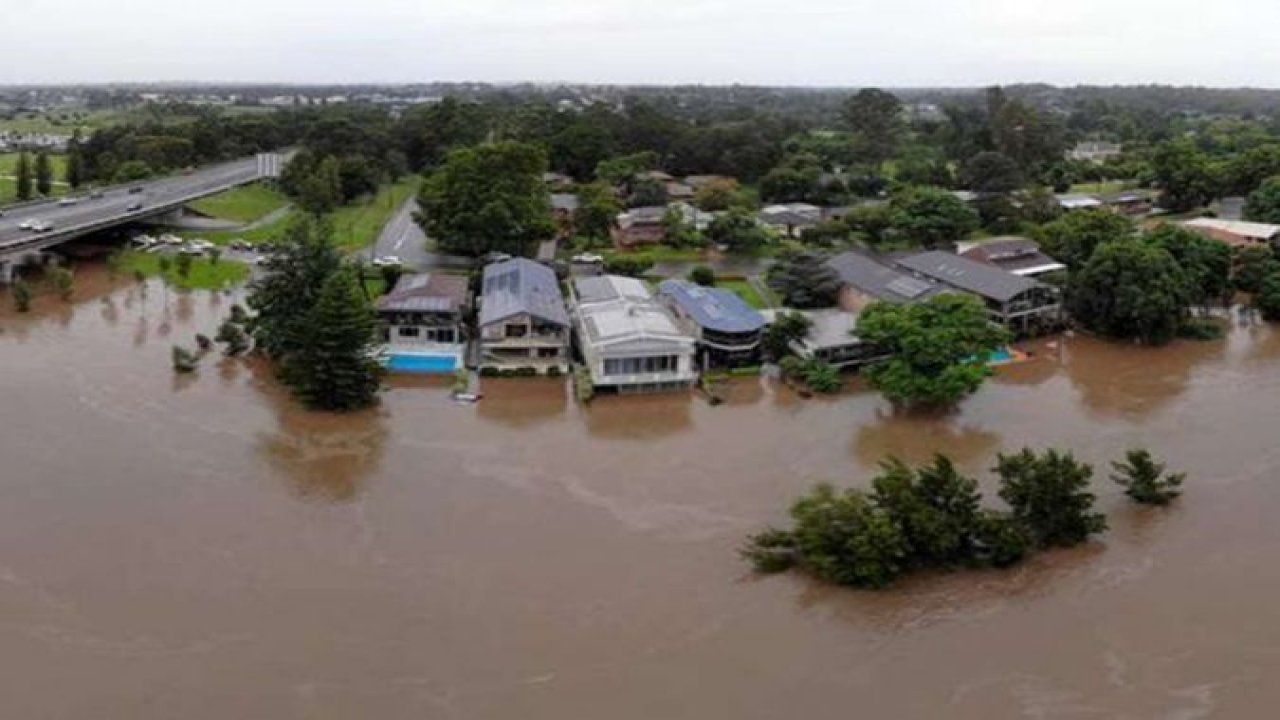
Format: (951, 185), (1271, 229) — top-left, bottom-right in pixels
(0, 153), (283, 282)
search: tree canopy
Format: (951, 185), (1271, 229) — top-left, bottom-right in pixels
(1068, 239), (1191, 344)
(1032, 209), (1134, 271)
(856, 294), (1010, 408)
(417, 141), (555, 257)
(888, 186), (980, 249)
(766, 250), (841, 308)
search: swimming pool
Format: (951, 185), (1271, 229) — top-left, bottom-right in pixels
(988, 347), (1014, 363)
(385, 353), (459, 374)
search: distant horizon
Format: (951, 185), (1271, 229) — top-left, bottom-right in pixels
(7, 0), (1280, 89)
(5, 80), (1280, 92)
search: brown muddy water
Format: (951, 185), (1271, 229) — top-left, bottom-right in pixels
(4, 265), (1280, 719)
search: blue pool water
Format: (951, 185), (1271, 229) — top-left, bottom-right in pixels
(385, 353), (458, 374)
(988, 347), (1013, 363)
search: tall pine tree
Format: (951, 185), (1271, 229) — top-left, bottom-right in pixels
(247, 216), (383, 411)
(66, 131), (84, 189)
(15, 152), (32, 201)
(281, 269), (384, 411)
(34, 152), (53, 196)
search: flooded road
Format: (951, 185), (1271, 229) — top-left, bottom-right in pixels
(5, 266), (1280, 718)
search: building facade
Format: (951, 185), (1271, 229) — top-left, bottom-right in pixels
(571, 275), (697, 393)
(478, 258), (571, 374)
(376, 273), (471, 371)
(658, 279), (766, 367)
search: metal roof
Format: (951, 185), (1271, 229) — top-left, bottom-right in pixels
(960, 237), (1066, 276)
(480, 258), (570, 328)
(376, 273), (470, 313)
(657, 280), (766, 334)
(573, 275), (652, 305)
(895, 251), (1045, 303)
(825, 250), (946, 304)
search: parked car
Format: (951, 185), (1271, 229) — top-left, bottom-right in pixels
(372, 255), (403, 267)
(58, 197), (78, 207)
(128, 186), (144, 195)
(18, 219), (35, 231)
(126, 201), (144, 212)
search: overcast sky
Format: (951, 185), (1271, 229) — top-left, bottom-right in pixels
(3, 0), (1277, 87)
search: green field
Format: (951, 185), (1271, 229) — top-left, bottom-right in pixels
(0, 177), (70, 203)
(717, 278), (769, 309)
(179, 177), (420, 249)
(188, 183), (290, 223)
(330, 178), (420, 249)
(111, 250), (250, 290)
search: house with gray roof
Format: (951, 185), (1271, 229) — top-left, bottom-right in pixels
(571, 275), (697, 393)
(479, 258), (571, 374)
(376, 272), (471, 371)
(658, 280), (767, 367)
(825, 250), (947, 312)
(894, 251), (1062, 333)
(958, 237), (1066, 279)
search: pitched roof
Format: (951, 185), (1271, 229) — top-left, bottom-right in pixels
(550, 193), (580, 212)
(895, 251), (1045, 303)
(480, 258), (569, 328)
(573, 274), (653, 305)
(573, 276), (694, 351)
(1184, 218), (1280, 243)
(825, 250), (945, 304)
(959, 237), (1066, 276)
(1055, 193), (1104, 210)
(657, 279), (766, 334)
(376, 273), (470, 313)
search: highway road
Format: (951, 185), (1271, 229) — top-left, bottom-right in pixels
(0, 157), (263, 251)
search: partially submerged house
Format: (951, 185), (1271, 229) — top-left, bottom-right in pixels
(658, 279), (766, 367)
(571, 275), (698, 393)
(479, 258), (571, 374)
(763, 309), (886, 369)
(895, 251), (1062, 333)
(1183, 218), (1280, 248)
(825, 250), (946, 312)
(959, 237), (1066, 280)
(376, 273), (471, 372)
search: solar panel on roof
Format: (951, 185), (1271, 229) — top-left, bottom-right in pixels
(885, 276), (932, 299)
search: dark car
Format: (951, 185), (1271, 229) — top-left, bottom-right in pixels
(128, 186), (144, 195)
(126, 201), (144, 212)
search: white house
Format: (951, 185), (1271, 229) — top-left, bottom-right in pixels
(571, 275), (698, 393)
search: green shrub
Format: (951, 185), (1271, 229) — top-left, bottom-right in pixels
(514, 366), (539, 377)
(1177, 317), (1225, 340)
(546, 365), (563, 377)
(479, 366), (501, 377)
(688, 265), (716, 286)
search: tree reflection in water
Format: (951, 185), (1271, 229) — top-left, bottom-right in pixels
(251, 361), (390, 503)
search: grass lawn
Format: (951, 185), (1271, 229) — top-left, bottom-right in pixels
(0, 177), (70, 204)
(1069, 180), (1132, 194)
(330, 178), (420, 249)
(111, 250), (250, 291)
(0, 152), (70, 178)
(601, 245), (706, 264)
(188, 182), (289, 223)
(717, 279), (768, 309)
(179, 177), (419, 248)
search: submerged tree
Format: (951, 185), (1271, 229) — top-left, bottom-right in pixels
(279, 269), (384, 411)
(857, 294), (1009, 409)
(11, 278), (31, 312)
(995, 448), (1107, 548)
(1110, 449), (1184, 505)
(171, 345), (199, 373)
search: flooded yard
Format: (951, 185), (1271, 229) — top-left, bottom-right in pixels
(4, 266), (1280, 718)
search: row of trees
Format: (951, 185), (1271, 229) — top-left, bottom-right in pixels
(743, 448), (1183, 589)
(8, 151), (57, 201)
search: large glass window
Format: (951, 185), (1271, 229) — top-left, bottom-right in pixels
(604, 355), (679, 376)
(398, 327), (421, 338)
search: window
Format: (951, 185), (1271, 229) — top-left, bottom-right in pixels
(398, 327), (421, 338)
(506, 324), (528, 338)
(603, 355), (679, 376)
(537, 348), (560, 358)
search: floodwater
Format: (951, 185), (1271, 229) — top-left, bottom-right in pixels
(5, 265), (1280, 719)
